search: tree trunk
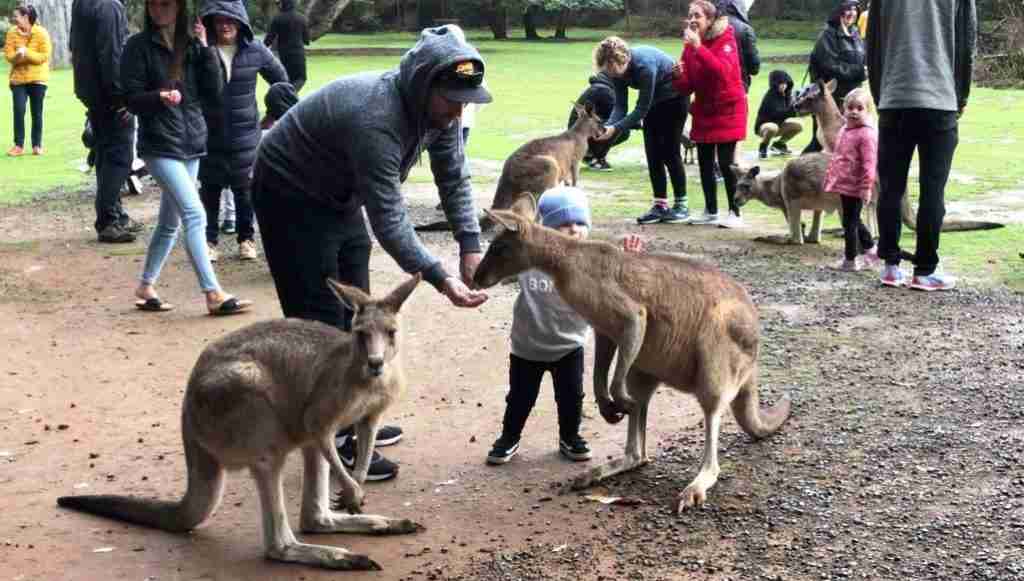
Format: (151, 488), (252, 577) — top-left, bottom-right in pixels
(35, 0), (73, 68)
(623, 0), (632, 35)
(489, 2), (509, 39)
(554, 8), (569, 39)
(303, 0), (354, 40)
(523, 4), (541, 40)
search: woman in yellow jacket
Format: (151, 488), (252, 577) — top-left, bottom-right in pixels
(4, 5), (51, 156)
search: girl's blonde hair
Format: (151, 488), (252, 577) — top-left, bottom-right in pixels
(843, 87), (878, 120)
(688, 0), (717, 20)
(593, 36), (630, 71)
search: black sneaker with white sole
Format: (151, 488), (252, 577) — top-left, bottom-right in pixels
(486, 436), (520, 465)
(559, 435), (592, 461)
(334, 424), (403, 448)
(336, 435), (399, 481)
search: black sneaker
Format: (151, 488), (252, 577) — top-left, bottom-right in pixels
(97, 223), (135, 243)
(333, 425), (404, 448)
(758, 143), (769, 160)
(486, 436), (520, 465)
(771, 141), (792, 156)
(120, 217), (144, 233)
(336, 436), (399, 481)
(559, 435), (592, 462)
(591, 158), (612, 171)
(220, 220), (236, 234)
(636, 204), (670, 225)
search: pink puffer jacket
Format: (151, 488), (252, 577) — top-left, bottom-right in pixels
(823, 123), (877, 201)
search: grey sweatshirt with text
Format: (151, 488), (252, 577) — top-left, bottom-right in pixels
(256, 26), (483, 288)
(510, 270), (590, 363)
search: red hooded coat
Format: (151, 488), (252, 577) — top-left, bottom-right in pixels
(672, 17), (748, 143)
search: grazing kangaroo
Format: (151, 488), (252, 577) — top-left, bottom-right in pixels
(791, 80), (1003, 235)
(473, 195), (791, 513)
(415, 102), (604, 232)
(57, 276), (424, 571)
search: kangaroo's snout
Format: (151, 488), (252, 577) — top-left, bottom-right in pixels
(367, 357), (384, 376)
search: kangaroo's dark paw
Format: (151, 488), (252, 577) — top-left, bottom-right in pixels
(597, 397), (626, 424)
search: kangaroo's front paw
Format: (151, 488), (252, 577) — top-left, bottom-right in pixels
(331, 485), (365, 514)
(675, 484), (707, 514)
(596, 397), (625, 424)
(388, 518), (425, 535)
(610, 386), (636, 413)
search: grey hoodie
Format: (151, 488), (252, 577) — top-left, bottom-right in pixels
(256, 26), (483, 289)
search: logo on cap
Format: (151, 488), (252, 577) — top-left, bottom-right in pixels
(455, 61), (475, 76)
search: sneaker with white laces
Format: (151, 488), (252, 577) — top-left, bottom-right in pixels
(689, 211), (720, 225)
(717, 210), (745, 229)
(559, 435), (592, 461)
(333, 425), (404, 448)
(879, 264), (907, 287)
(239, 239), (258, 260)
(336, 434), (399, 481)
(207, 242), (219, 263)
(910, 269), (957, 292)
(636, 204), (671, 225)
(860, 247), (882, 268)
(486, 435), (520, 465)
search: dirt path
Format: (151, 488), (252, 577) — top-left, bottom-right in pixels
(1, 173), (1022, 581)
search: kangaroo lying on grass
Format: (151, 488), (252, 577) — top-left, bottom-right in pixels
(415, 102), (604, 232)
(473, 195), (791, 513)
(57, 276), (424, 571)
(785, 79), (1003, 240)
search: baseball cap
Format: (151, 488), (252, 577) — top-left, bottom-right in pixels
(434, 60), (492, 104)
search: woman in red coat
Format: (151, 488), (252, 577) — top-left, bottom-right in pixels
(672, 0), (748, 228)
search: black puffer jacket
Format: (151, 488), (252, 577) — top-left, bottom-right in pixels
(808, 3), (866, 102)
(264, 0), (309, 55)
(198, 0), (287, 186)
(121, 16), (224, 160)
(70, 0), (129, 110)
(720, 0), (760, 92)
(754, 70), (796, 133)
(567, 72), (619, 127)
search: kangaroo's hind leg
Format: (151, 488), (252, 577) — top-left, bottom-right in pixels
(298, 445), (422, 536)
(568, 369), (659, 492)
(806, 210), (824, 243)
(253, 453), (381, 570)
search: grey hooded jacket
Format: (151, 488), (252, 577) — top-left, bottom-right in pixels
(255, 26), (483, 289)
(720, 0), (760, 91)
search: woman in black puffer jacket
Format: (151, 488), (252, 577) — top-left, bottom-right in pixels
(803, 0), (866, 154)
(121, 0), (252, 316)
(198, 0), (287, 261)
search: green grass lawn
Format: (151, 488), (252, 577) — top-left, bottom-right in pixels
(1, 28), (1022, 287)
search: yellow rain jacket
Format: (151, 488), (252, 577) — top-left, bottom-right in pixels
(4, 24), (52, 85)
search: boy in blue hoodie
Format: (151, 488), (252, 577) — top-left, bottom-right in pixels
(753, 69), (803, 159)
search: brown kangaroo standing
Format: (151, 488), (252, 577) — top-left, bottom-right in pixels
(473, 195), (791, 513)
(57, 276), (424, 571)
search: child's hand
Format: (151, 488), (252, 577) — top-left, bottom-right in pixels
(160, 89), (182, 107)
(622, 234), (646, 254)
(194, 17), (208, 47)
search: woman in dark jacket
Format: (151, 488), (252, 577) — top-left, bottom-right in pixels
(199, 0), (287, 261)
(264, 0), (309, 92)
(803, 0), (866, 154)
(121, 0), (252, 316)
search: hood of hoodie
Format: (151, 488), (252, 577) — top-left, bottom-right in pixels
(768, 69), (794, 95)
(589, 72), (614, 90)
(398, 25), (487, 131)
(199, 0), (254, 44)
(827, 0), (860, 28)
(718, 0), (750, 25)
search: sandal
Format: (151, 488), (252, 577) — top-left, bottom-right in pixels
(135, 297), (175, 312)
(208, 296), (253, 317)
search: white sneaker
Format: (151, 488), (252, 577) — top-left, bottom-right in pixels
(238, 239), (258, 260)
(689, 211), (720, 225)
(717, 211), (745, 229)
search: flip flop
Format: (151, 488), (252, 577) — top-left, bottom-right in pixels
(208, 296), (252, 317)
(135, 297), (174, 312)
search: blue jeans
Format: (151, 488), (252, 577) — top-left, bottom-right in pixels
(11, 83), (46, 148)
(141, 157), (221, 293)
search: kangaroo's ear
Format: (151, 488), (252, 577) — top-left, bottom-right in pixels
(484, 208), (519, 232)
(584, 101), (596, 116)
(729, 163), (743, 178)
(509, 192), (538, 221)
(824, 79), (837, 94)
(326, 278), (372, 313)
(750, 166), (760, 178)
(382, 274), (420, 312)
(572, 101), (586, 116)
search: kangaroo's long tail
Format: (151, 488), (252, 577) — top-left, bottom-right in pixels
(731, 380), (791, 440)
(57, 437), (224, 533)
(899, 197), (1004, 232)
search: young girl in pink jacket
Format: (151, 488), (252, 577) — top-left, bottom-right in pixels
(822, 88), (879, 271)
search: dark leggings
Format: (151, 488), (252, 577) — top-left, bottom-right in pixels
(642, 97), (687, 203)
(200, 182), (255, 245)
(840, 195), (874, 261)
(501, 348), (585, 442)
(696, 142), (738, 215)
(11, 83), (46, 148)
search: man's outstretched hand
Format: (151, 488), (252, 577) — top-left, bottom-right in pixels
(441, 277), (488, 308)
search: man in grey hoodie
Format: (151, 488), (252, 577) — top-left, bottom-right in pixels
(252, 26), (492, 479)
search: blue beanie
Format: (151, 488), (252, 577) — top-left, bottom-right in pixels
(538, 186), (591, 229)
